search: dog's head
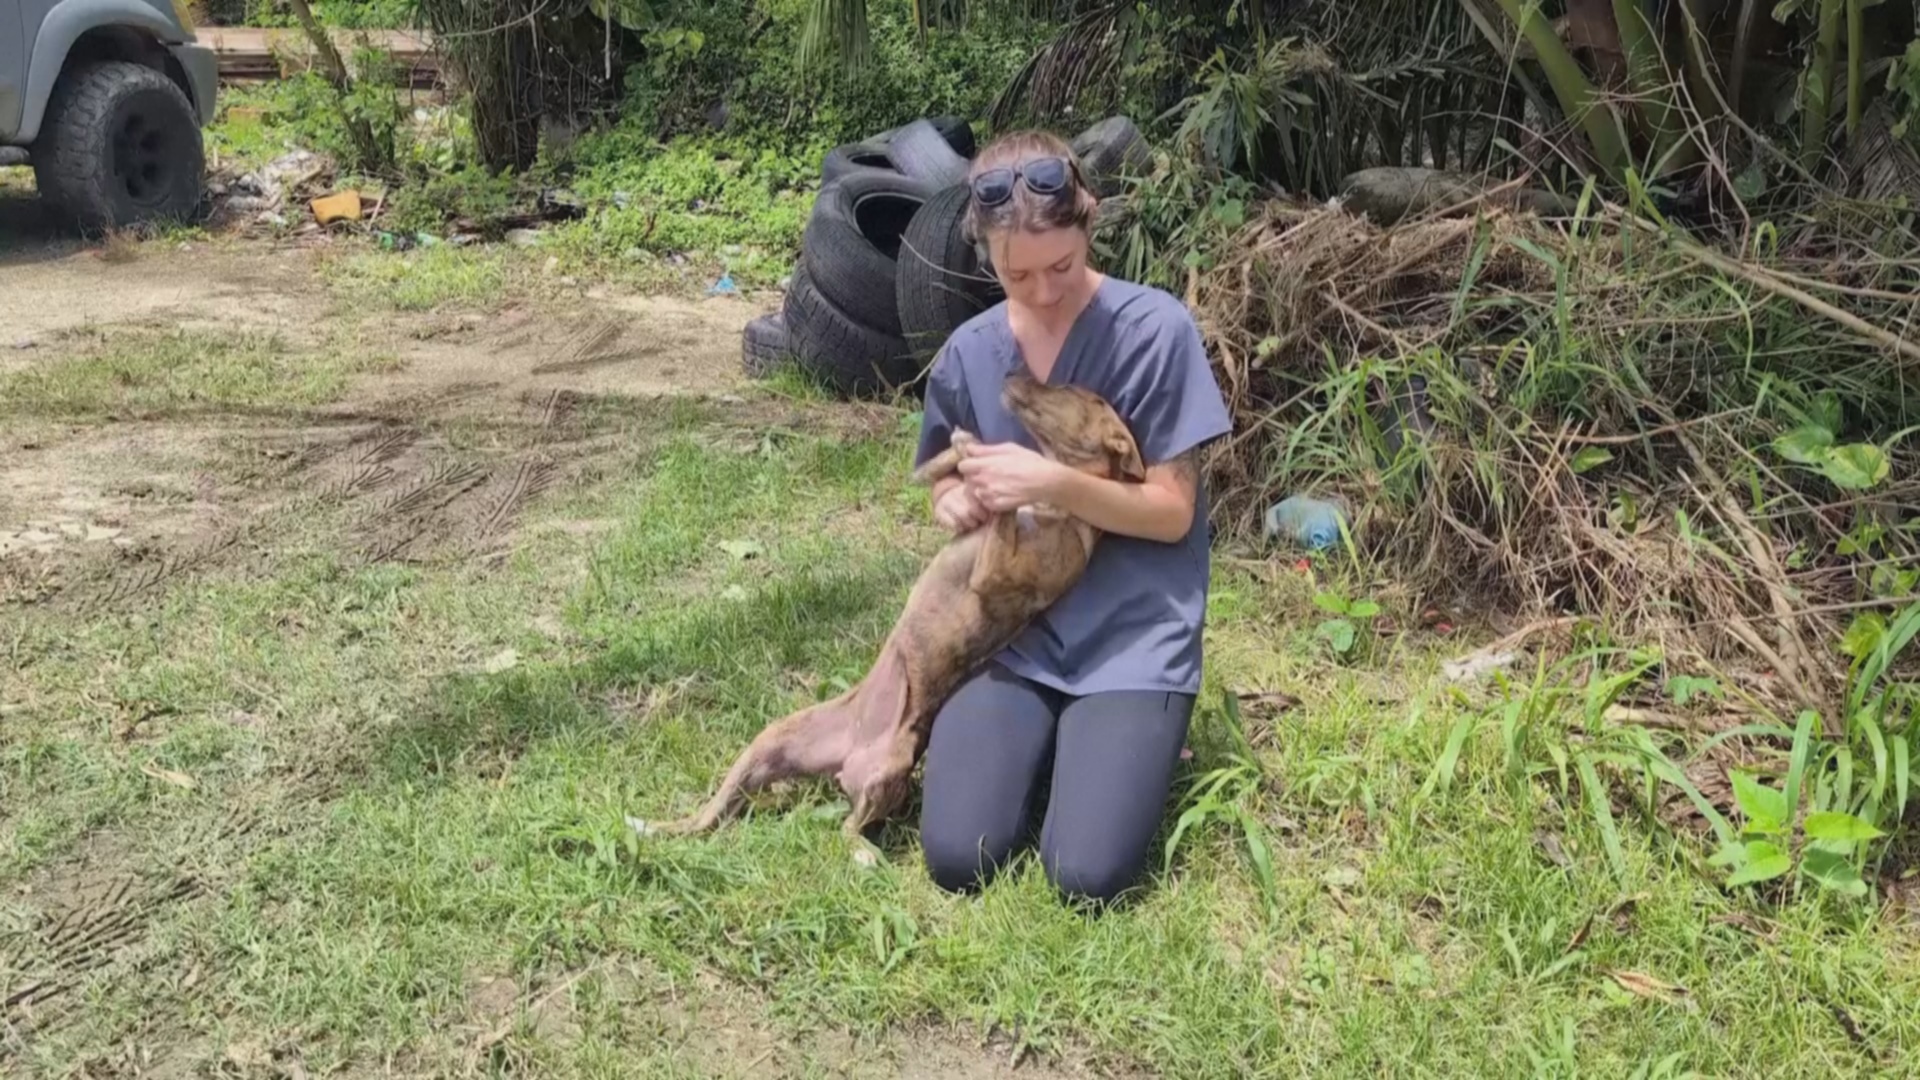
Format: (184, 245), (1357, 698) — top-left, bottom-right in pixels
(1001, 371), (1146, 482)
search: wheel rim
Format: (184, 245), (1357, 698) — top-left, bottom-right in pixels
(111, 107), (174, 209)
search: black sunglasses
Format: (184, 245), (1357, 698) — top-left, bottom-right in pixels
(969, 156), (1077, 207)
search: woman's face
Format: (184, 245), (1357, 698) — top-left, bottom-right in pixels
(986, 223), (1093, 315)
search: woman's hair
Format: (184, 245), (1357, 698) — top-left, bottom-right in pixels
(962, 129), (1098, 241)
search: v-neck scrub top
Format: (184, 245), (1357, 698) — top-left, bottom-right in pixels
(911, 276), (1235, 697)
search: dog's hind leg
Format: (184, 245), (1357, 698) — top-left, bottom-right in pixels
(642, 695), (855, 837)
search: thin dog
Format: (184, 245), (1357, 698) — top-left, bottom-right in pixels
(634, 371), (1145, 863)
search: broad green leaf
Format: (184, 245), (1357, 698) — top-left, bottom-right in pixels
(1731, 770), (1788, 833)
(1842, 614), (1888, 664)
(1811, 389), (1843, 433)
(1707, 841), (1751, 868)
(1772, 425), (1834, 465)
(1570, 446), (1613, 474)
(1804, 810), (1884, 844)
(1667, 675), (1723, 707)
(1317, 619), (1357, 654)
(1802, 847), (1869, 897)
(1817, 444), (1891, 490)
(1725, 841), (1791, 886)
(1347, 600), (1381, 619)
(1312, 591), (1349, 615)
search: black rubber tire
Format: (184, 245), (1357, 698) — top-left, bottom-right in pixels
(800, 170), (934, 337)
(33, 61), (205, 233)
(821, 118), (972, 187)
(1070, 116), (1151, 199)
(881, 118), (971, 187)
(895, 183), (1002, 359)
(783, 260), (919, 398)
(741, 311), (793, 379)
(821, 139), (895, 185)
(876, 115), (976, 158)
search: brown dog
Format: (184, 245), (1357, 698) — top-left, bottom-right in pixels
(632, 371), (1145, 863)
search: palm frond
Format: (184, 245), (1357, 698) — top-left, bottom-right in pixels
(799, 0), (873, 75)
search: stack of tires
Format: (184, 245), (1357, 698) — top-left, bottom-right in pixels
(742, 114), (1151, 398)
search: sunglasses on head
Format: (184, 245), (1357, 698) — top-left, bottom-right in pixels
(969, 156), (1077, 207)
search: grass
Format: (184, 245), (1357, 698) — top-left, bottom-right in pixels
(5, 374), (1920, 1076)
(0, 327), (398, 418)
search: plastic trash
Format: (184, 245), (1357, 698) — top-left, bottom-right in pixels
(1263, 495), (1347, 550)
(707, 272), (738, 296)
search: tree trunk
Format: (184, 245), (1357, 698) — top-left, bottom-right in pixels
(284, 0), (390, 173)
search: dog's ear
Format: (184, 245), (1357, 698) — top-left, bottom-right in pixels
(1107, 434), (1147, 481)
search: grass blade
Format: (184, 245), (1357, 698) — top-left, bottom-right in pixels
(1576, 751), (1627, 883)
(1783, 709), (1818, 824)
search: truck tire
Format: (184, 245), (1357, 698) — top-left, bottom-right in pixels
(33, 61), (205, 232)
(878, 114), (976, 157)
(1070, 116), (1150, 198)
(820, 118), (972, 186)
(895, 183), (1002, 359)
(821, 139), (895, 184)
(741, 312), (792, 379)
(800, 170), (934, 336)
(783, 261), (919, 398)
(881, 119), (970, 187)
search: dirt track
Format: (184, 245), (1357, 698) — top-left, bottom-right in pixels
(0, 223), (776, 607)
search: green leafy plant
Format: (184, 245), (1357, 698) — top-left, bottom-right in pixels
(1312, 589), (1378, 659)
(1164, 695), (1278, 913)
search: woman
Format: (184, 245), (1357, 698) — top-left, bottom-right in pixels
(911, 129), (1233, 906)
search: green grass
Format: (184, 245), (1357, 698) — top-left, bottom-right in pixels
(321, 244), (511, 312)
(0, 327), (397, 417)
(5, 391), (1919, 1077)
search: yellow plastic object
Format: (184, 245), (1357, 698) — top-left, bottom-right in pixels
(311, 190), (363, 225)
(171, 0), (195, 31)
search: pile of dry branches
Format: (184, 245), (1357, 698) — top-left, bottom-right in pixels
(1190, 194), (1920, 720)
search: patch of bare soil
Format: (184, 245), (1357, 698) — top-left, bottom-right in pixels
(364, 292), (766, 406)
(0, 238), (778, 609)
(0, 241), (317, 347)
(0, 829), (208, 1052)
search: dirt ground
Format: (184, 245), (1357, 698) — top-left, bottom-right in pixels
(0, 212), (776, 597)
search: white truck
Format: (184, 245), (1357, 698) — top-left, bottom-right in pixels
(1, 0), (216, 230)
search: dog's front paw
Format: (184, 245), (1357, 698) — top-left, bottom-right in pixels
(851, 845), (880, 869)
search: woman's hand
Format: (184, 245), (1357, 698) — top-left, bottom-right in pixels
(932, 478), (991, 534)
(954, 442), (1073, 513)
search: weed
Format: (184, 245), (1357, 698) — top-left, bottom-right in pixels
(0, 327), (395, 417)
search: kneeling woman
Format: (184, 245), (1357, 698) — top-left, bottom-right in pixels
(912, 129), (1233, 906)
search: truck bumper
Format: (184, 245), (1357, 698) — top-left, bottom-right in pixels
(168, 43), (218, 128)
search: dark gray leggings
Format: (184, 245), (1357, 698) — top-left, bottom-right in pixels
(919, 662), (1194, 905)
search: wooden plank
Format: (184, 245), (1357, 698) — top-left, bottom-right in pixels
(197, 26), (442, 87)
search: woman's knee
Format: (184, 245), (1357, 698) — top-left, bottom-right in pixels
(922, 827), (1020, 893)
(1040, 841), (1145, 906)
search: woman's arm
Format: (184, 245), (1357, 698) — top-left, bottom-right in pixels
(956, 443), (1199, 544)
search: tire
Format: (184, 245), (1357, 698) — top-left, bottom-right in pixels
(882, 119), (971, 187)
(820, 118), (972, 187)
(33, 61), (205, 233)
(741, 312), (792, 379)
(879, 114), (976, 158)
(783, 260), (920, 398)
(821, 139), (895, 185)
(1070, 116), (1151, 199)
(895, 183), (1002, 359)
(800, 170), (934, 336)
